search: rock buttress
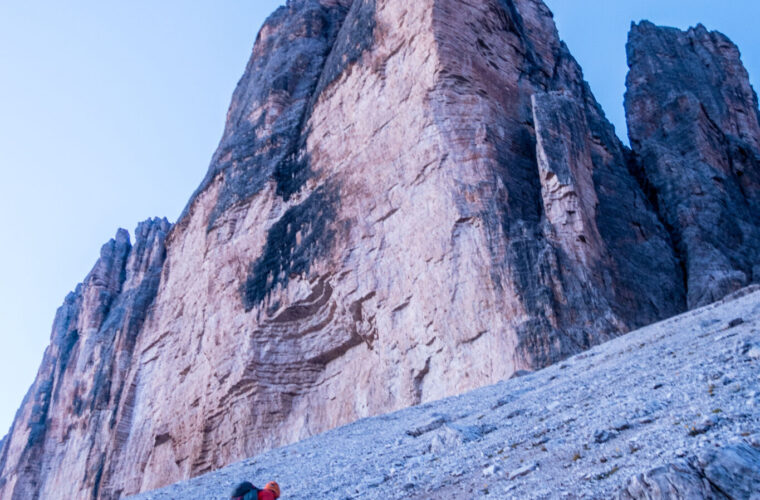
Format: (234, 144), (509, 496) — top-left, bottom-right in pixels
(625, 21), (760, 307)
(0, 219), (170, 500)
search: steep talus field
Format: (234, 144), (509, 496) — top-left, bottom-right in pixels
(131, 287), (760, 499)
(1, 0), (759, 498)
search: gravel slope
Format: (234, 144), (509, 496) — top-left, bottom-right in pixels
(131, 287), (760, 499)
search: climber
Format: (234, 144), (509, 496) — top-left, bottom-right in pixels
(230, 480), (281, 500)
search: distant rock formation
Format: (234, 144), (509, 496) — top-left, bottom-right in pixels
(626, 21), (760, 308)
(0, 2), (758, 499)
(0, 218), (170, 499)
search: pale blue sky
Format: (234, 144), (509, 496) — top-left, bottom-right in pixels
(0, 1), (758, 435)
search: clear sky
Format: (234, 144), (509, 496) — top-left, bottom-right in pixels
(0, 1), (758, 435)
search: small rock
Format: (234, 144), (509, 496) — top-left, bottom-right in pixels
(687, 416), (719, 436)
(594, 429), (619, 443)
(617, 459), (720, 499)
(359, 476), (385, 489)
(508, 462), (538, 480)
(747, 434), (760, 448)
(728, 318), (744, 328)
(628, 441), (643, 454)
(482, 464), (502, 477)
(738, 342), (760, 359)
(429, 424), (484, 453)
(506, 409), (525, 419)
(407, 415), (448, 437)
(612, 421), (631, 432)
(747, 346), (760, 360)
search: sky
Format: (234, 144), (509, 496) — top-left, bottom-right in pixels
(0, 1), (758, 436)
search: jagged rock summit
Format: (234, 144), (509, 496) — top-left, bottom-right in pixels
(1, 1), (759, 499)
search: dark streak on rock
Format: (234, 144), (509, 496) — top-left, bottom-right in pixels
(243, 185), (340, 310)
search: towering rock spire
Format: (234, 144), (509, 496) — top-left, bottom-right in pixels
(626, 21), (760, 307)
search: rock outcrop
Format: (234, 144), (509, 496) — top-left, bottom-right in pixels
(1, 3), (758, 499)
(626, 21), (760, 308)
(0, 218), (170, 499)
(617, 442), (760, 500)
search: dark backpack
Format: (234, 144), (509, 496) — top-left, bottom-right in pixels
(231, 481), (260, 500)
(242, 488), (260, 500)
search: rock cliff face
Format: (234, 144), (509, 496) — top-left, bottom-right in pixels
(0, 2), (758, 499)
(626, 21), (760, 308)
(0, 219), (170, 499)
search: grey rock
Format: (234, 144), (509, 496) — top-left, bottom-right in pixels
(617, 460), (726, 499)
(429, 424), (484, 454)
(510, 370), (533, 379)
(728, 318), (745, 328)
(482, 464), (503, 477)
(700, 443), (760, 499)
(407, 415), (448, 438)
(687, 416), (719, 437)
(613, 421), (633, 432)
(618, 444), (760, 499)
(739, 342), (760, 360)
(626, 21), (760, 309)
(595, 430), (620, 444)
(508, 462), (539, 481)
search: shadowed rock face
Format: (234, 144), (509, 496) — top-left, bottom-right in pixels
(0, 3), (757, 500)
(626, 21), (760, 308)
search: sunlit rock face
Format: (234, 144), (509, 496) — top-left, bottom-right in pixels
(626, 21), (760, 308)
(1, 3), (757, 499)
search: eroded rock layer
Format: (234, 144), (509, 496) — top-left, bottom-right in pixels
(0, 2), (758, 499)
(626, 21), (760, 308)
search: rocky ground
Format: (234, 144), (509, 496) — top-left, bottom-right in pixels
(131, 287), (760, 499)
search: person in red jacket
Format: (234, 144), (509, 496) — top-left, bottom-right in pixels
(230, 480), (281, 500)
